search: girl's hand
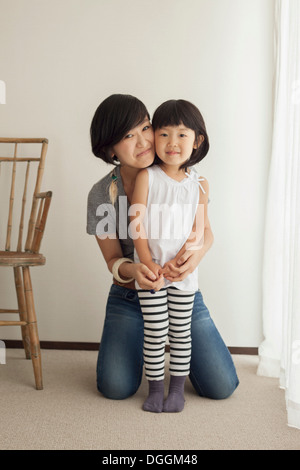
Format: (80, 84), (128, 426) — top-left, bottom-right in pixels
(162, 250), (203, 283)
(131, 262), (165, 291)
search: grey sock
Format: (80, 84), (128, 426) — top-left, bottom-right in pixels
(143, 379), (164, 413)
(163, 375), (186, 413)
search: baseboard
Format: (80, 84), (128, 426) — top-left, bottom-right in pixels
(228, 346), (258, 355)
(3, 340), (100, 350)
(2, 340), (258, 355)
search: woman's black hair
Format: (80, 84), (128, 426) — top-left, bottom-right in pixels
(152, 99), (209, 169)
(90, 94), (150, 165)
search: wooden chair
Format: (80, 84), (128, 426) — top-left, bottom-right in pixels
(0, 138), (52, 389)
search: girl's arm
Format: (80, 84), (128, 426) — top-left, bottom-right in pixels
(130, 169), (163, 282)
(162, 178), (214, 281)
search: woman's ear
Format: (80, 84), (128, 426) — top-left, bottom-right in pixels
(194, 134), (204, 149)
(109, 147), (119, 162)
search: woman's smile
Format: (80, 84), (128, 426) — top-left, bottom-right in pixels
(136, 147), (152, 157)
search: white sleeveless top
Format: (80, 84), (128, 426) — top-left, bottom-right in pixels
(133, 165), (206, 291)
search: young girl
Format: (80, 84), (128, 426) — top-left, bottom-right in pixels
(131, 99), (210, 413)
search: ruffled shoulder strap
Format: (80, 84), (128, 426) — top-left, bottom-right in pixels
(185, 169), (206, 194)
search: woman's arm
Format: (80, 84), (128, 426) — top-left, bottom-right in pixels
(162, 178), (214, 282)
(95, 235), (164, 290)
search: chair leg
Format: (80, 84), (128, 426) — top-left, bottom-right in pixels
(14, 267), (31, 359)
(22, 266), (43, 390)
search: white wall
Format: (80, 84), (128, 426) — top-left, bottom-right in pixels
(0, 0), (274, 346)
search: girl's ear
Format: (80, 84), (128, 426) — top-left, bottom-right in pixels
(194, 134), (204, 149)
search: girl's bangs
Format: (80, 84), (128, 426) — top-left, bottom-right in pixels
(152, 101), (192, 130)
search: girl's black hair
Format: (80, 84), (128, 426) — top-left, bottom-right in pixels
(90, 94), (150, 165)
(152, 99), (209, 169)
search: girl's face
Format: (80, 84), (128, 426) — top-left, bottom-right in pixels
(154, 124), (200, 170)
(112, 118), (155, 169)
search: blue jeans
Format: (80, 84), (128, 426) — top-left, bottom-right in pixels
(96, 285), (239, 400)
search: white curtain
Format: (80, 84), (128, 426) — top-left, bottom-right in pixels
(257, 0), (300, 429)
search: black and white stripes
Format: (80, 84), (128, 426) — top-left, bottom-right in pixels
(138, 286), (195, 381)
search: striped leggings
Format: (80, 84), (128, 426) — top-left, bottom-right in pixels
(138, 286), (195, 381)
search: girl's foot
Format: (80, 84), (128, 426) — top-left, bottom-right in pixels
(143, 379), (164, 413)
(163, 375), (186, 412)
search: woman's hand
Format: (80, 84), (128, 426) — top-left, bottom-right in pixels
(96, 237), (165, 291)
(162, 250), (203, 283)
(162, 221), (214, 283)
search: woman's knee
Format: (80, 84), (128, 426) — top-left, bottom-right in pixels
(97, 377), (140, 400)
(206, 378), (239, 400)
(190, 371), (239, 400)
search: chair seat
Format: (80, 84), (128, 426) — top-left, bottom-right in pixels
(0, 251), (46, 267)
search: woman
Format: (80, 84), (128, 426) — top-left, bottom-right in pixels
(87, 94), (239, 401)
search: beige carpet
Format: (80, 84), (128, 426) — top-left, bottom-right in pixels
(0, 349), (299, 450)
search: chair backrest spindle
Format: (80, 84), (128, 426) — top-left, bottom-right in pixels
(17, 160), (31, 252)
(5, 143), (18, 251)
(25, 140), (48, 252)
(0, 138), (49, 253)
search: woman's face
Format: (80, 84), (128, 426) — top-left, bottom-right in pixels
(112, 117), (155, 169)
